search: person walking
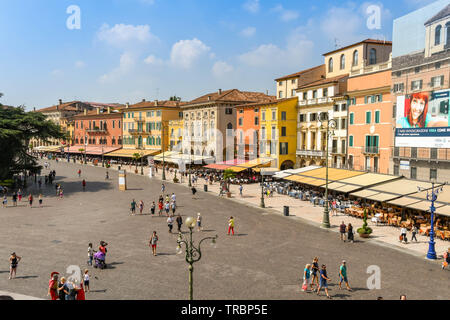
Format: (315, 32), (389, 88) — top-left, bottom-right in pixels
(158, 200), (163, 216)
(38, 194), (43, 207)
(347, 223), (354, 243)
(239, 184), (243, 197)
(139, 200), (144, 215)
(176, 215), (183, 232)
(59, 189), (63, 199)
(411, 225), (418, 242)
(167, 215), (174, 233)
(164, 201), (170, 216)
(130, 199), (137, 215)
(82, 179), (86, 191)
(149, 231), (158, 256)
(191, 186), (197, 198)
(196, 213), (203, 232)
(78, 169), (81, 178)
(87, 243), (94, 266)
(55, 183), (60, 196)
(17, 189), (22, 202)
(400, 227), (408, 243)
(12, 192), (17, 207)
(171, 193), (176, 207)
(228, 216), (235, 236)
(48, 272), (59, 300)
(338, 260), (352, 291)
(161, 184), (165, 195)
(302, 264), (312, 292)
(2, 195), (7, 208)
(76, 282), (86, 300)
(28, 194), (33, 207)
(83, 270), (90, 293)
(9, 252), (21, 279)
(171, 201), (176, 215)
(150, 201), (156, 215)
(105, 171), (109, 180)
(442, 248), (449, 270)
(58, 277), (67, 301)
(339, 222), (347, 242)
(317, 265), (332, 299)
(311, 257), (320, 289)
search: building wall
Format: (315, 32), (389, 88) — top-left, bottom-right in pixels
(260, 98), (298, 169)
(276, 77), (298, 99)
(73, 113), (123, 147)
(236, 105), (260, 158)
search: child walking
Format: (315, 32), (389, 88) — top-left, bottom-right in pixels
(84, 269), (90, 293)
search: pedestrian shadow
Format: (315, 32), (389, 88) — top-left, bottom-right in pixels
(332, 293), (351, 299)
(127, 188), (144, 191)
(233, 233), (248, 237)
(89, 289), (107, 293)
(156, 253), (176, 256)
(350, 287), (369, 292)
(201, 230), (216, 233)
(0, 270), (9, 274)
(14, 275), (39, 279)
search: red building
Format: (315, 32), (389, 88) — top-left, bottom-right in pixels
(69, 107), (124, 156)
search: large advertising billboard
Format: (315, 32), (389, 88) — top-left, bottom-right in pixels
(395, 89), (450, 148)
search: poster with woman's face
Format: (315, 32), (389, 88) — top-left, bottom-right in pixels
(395, 89), (450, 148)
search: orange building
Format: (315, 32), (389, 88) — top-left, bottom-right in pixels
(236, 96), (276, 159)
(347, 58), (393, 174)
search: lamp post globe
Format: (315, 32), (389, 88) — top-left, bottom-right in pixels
(185, 216), (194, 228)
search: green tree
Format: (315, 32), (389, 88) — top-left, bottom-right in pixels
(132, 153), (141, 170)
(223, 169), (236, 192)
(0, 106), (63, 180)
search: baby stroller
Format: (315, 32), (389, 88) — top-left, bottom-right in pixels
(93, 251), (107, 269)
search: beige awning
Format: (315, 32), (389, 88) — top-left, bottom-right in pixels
(365, 192), (402, 202)
(388, 197), (422, 207)
(435, 205), (450, 217)
(105, 148), (160, 158)
(329, 173), (400, 193)
(406, 201), (444, 212)
(351, 190), (381, 199)
(369, 179), (435, 195)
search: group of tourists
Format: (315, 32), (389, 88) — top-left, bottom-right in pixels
(47, 271), (88, 300)
(302, 257), (352, 299)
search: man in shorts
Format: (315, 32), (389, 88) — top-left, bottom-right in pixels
(339, 222), (347, 242)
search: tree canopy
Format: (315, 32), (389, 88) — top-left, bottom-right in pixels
(0, 105), (63, 179)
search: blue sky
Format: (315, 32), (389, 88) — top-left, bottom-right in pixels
(0, 0), (440, 109)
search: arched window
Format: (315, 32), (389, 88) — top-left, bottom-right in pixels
(352, 50), (358, 66)
(226, 123), (233, 136)
(328, 58), (333, 72)
(369, 48), (377, 65)
(435, 25), (442, 45)
(446, 22), (450, 45)
(340, 54), (345, 70)
(211, 121), (215, 137)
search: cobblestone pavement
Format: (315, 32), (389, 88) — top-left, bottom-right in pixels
(0, 159), (449, 300)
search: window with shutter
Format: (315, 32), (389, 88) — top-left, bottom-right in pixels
(366, 111), (371, 124)
(349, 136), (353, 147)
(375, 111), (380, 123)
(350, 113), (354, 124)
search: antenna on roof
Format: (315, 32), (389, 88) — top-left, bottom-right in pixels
(334, 38), (339, 49)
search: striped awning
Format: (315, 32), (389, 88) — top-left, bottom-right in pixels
(104, 148), (160, 158)
(227, 157), (275, 172)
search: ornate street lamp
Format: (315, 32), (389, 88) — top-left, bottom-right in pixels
(418, 182), (445, 260)
(188, 152), (192, 187)
(319, 118), (337, 229)
(260, 173), (265, 208)
(140, 151), (144, 175)
(102, 145), (105, 167)
(162, 124), (166, 181)
(176, 216), (218, 300)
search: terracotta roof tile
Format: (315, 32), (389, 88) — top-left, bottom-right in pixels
(186, 89), (273, 106)
(274, 65), (325, 81)
(322, 39), (392, 56)
(127, 100), (186, 109)
(297, 74), (349, 90)
(36, 101), (82, 113)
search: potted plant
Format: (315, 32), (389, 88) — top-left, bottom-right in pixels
(357, 208), (373, 238)
(132, 153), (140, 174)
(223, 169), (235, 198)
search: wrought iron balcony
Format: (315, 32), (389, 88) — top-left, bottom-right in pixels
(86, 127), (107, 134)
(129, 129), (148, 135)
(296, 149), (326, 157)
(363, 146), (379, 154)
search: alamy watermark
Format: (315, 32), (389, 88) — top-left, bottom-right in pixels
(366, 265), (381, 290)
(66, 5), (81, 30)
(366, 4), (381, 30)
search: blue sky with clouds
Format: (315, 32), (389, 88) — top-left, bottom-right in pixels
(0, 0), (441, 109)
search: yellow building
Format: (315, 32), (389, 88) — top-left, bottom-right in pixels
(168, 119), (184, 151)
(259, 97), (298, 170)
(117, 99), (184, 158)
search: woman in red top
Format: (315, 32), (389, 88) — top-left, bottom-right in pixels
(76, 282), (86, 300)
(48, 272), (59, 300)
(158, 201), (163, 216)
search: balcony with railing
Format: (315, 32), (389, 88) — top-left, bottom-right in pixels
(296, 149), (326, 157)
(86, 127), (107, 134)
(129, 128), (148, 135)
(133, 117), (145, 123)
(363, 146), (379, 154)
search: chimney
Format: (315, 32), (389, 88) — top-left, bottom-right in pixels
(126, 103), (129, 108)
(154, 100), (158, 106)
(107, 106), (111, 114)
(59, 99), (62, 105)
(218, 89), (222, 95)
(33, 107), (36, 112)
(266, 90), (269, 95)
(84, 109), (87, 115)
(142, 99), (146, 102)
(207, 96), (211, 101)
(96, 108), (100, 115)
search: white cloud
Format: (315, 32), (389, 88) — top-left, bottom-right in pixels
(144, 55), (164, 66)
(97, 23), (158, 48)
(212, 61), (234, 78)
(240, 27), (256, 37)
(170, 38), (211, 69)
(99, 52), (136, 83)
(75, 61), (85, 68)
(272, 4), (299, 22)
(243, 0), (260, 14)
(239, 44), (284, 67)
(51, 69), (63, 76)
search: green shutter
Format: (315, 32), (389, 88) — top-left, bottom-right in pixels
(366, 111), (371, 124)
(350, 113), (354, 125)
(349, 136), (353, 147)
(375, 111), (380, 123)
(364, 96), (368, 104)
